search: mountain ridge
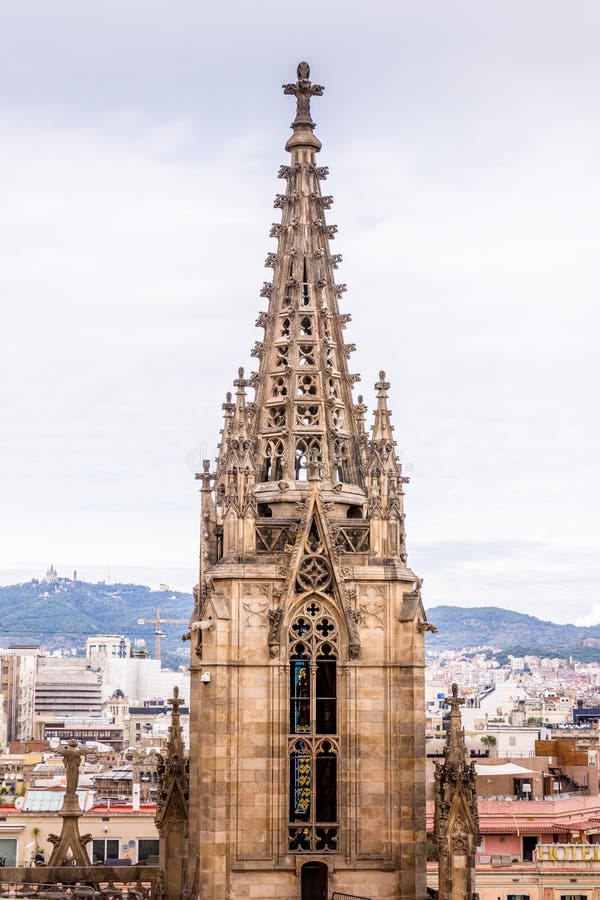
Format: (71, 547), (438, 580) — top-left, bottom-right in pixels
(426, 604), (600, 662)
(2, 579), (599, 665)
(0, 578), (193, 670)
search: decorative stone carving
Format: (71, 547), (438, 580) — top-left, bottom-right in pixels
(282, 61), (324, 127)
(344, 606), (361, 659)
(268, 607), (284, 656)
(242, 599), (269, 628)
(47, 740), (91, 866)
(358, 594), (385, 630)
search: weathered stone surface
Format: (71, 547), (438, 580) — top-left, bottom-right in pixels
(185, 62), (430, 900)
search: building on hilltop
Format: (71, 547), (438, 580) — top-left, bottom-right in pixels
(185, 62), (431, 900)
(43, 564), (58, 584)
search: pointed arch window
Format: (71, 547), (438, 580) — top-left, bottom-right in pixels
(275, 345), (289, 368)
(332, 438), (350, 483)
(295, 437), (321, 480)
(301, 256), (310, 307)
(288, 599), (339, 853)
(298, 345), (316, 367)
(262, 439), (284, 482)
(300, 316), (313, 336)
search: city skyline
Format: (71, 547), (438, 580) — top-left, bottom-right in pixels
(2, 2), (599, 623)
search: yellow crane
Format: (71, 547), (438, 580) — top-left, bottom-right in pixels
(137, 608), (188, 661)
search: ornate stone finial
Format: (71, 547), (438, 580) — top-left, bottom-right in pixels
(445, 682), (465, 717)
(57, 738), (89, 798)
(168, 685), (185, 715)
(283, 61), (324, 128)
(156, 686), (189, 898)
(444, 683), (468, 770)
(305, 446), (322, 481)
(371, 370), (395, 445)
(375, 370), (390, 397)
(234, 367), (249, 392)
(196, 457), (214, 490)
(434, 681), (480, 900)
(47, 739), (91, 865)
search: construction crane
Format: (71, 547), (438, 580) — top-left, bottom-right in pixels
(137, 608), (188, 661)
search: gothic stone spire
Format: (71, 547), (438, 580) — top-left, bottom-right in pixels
(251, 62), (364, 507)
(433, 684), (480, 900)
(156, 686), (189, 899)
(200, 62), (416, 565)
(188, 63), (429, 900)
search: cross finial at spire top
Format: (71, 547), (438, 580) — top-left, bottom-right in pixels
(445, 682), (465, 716)
(283, 61), (324, 130)
(168, 685), (185, 716)
(375, 370), (390, 397)
(234, 367), (249, 392)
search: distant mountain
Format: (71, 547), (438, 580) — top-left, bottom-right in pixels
(426, 605), (600, 662)
(0, 578), (193, 670)
(2, 581), (599, 668)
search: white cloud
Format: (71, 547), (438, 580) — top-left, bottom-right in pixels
(1, 4), (599, 619)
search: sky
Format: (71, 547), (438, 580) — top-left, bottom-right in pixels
(1, 1), (599, 624)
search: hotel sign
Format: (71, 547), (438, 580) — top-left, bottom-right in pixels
(537, 844), (600, 863)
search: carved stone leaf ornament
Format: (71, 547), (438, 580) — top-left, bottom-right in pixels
(242, 599), (269, 628)
(359, 596), (385, 629)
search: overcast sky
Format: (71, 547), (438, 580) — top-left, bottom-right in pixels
(2, 1), (599, 625)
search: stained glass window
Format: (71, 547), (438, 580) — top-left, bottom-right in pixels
(288, 598), (339, 852)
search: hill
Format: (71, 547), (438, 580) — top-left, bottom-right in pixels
(0, 577), (193, 670)
(426, 605), (600, 662)
(2, 580), (600, 667)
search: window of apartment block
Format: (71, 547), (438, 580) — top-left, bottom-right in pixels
(138, 838), (159, 864)
(0, 838), (17, 867)
(92, 838), (120, 863)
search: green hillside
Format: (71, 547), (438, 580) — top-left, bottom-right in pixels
(426, 605), (600, 662)
(2, 580), (599, 667)
(0, 578), (193, 670)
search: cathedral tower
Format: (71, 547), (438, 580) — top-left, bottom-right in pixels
(187, 63), (429, 900)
